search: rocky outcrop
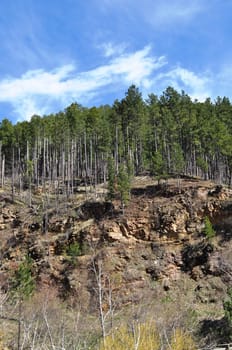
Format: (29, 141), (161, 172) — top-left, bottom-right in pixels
(1, 177), (232, 315)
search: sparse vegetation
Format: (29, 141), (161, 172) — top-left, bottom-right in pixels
(66, 241), (82, 258)
(99, 321), (160, 350)
(0, 168), (231, 348)
(223, 288), (232, 340)
(203, 216), (216, 240)
(118, 163), (131, 209)
(170, 328), (197, 350)
(10, 255), (35, 300)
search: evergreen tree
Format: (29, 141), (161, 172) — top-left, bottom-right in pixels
(118, 163), (131, 211)
(10, 255), (35, 350)
(224, 288), (232, 333)
(150, 151), (166, 178)
(10, 255), (35, 300)
(107, 157), (116, 201)
(203, 216), (215, 240)
(1, 86), (232, 188)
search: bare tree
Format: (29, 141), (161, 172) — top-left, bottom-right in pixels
(91, 254), (116, 346)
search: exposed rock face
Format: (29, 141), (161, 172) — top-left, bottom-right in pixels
(1, 177), (232, 314)
(97, 179), (232, 244)
(181, 241), (214, 272)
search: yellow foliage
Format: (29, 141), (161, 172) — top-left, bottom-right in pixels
(170, 328), (197, 350)
(99, 321), (160, 350)
(0, 330), (9, 350)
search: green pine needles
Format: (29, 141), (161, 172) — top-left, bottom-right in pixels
(10, 255), (35, 300)
(224, 288), (232, 327)
(117, 163), (131, 207)
(223, 288), (232, 340)
(107, 157), (117, 201)
(203, 216), (215, 240)
(107, 158), (132, 210)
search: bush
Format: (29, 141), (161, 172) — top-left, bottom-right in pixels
(99, 321), (160, 350)
(170, 328), (197, 350)
(66, 242), (82, 258)
(224, 288), (232, 334)
(203, 216), (215, 240)
(10, 255), (35, 300)
(66, 242), (83, 266)
(0, 330), (9, 350)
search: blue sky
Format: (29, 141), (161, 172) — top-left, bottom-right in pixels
(0, 0), (232, 123)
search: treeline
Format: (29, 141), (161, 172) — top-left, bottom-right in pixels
(1, 85), (232, 193)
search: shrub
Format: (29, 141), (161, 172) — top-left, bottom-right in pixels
(10, 255), (35, 300)
(203, 216), (215, 240)
(66, 242), (82, 258)
(0, 330), (9, 350)
(66, 242), (83, 266)
(99, 321), (160, 350)
(224, 288), (232, 331)
(170, 328), (197, 350)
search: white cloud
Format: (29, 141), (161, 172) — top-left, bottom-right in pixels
(98, 0), (206, 27)
(99, 42), (127, 57)
(13, 98), (48, 122)
(147, 0), (204, 25)
(154, 67), (211, 101)
(0, 46), (166, 121)
(0, 43), (224, 122)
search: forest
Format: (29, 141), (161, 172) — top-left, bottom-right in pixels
(0, 85), (232, 193)
(1, 86), (232, 349)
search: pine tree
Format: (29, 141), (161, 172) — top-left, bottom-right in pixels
(203, 216), (215, 240)
(150, 151), (166, 177)
(10, 255), (35, 350)
(10, 255), (35, 300)
(224, 289), (232, 326)
(107, 157), (116, 201)
(118, 164), (131, 212)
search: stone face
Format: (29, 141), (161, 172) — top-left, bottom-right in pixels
(77, 201), (114, 220)
(195, 187), (209, 201)
(104, 222), (126, 242)
(0, 223), (6, 230)
(1, 177), (232, 316)
(181, 241), (214, 271)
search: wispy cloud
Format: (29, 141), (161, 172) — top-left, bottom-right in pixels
(146, 0), (205, 26)
(153, 67), (211, 101)
(98, 0), (206, 27)
(0, 40), (228, 122)
(0, 46), (166, 121)
(98, 42), (127, 58)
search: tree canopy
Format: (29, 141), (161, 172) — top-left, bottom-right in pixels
(1, 85), (232, 192)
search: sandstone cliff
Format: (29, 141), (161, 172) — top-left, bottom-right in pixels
(0, 177), (232, 326)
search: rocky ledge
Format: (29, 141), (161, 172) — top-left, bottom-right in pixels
(0, 177), (232, 316)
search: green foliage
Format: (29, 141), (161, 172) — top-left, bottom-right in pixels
(150, 151), (166, 177)
(26, 160), (33, 177)
(224, 288), (232, 329)
(66, 242), (82, 258)
(107, 157), (116, 201)
(118, 163), (131, 207)
(203, 216), (215, 239)
(171, 142), (185, 175)
(10, 256), (35, 300)
(66, 241), (88, 265)
(196, 157), (208, 173)
(0, 119), (15, 148)
(2, 84), (232, 189)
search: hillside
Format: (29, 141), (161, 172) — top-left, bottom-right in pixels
(0, 176), (232, 348)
